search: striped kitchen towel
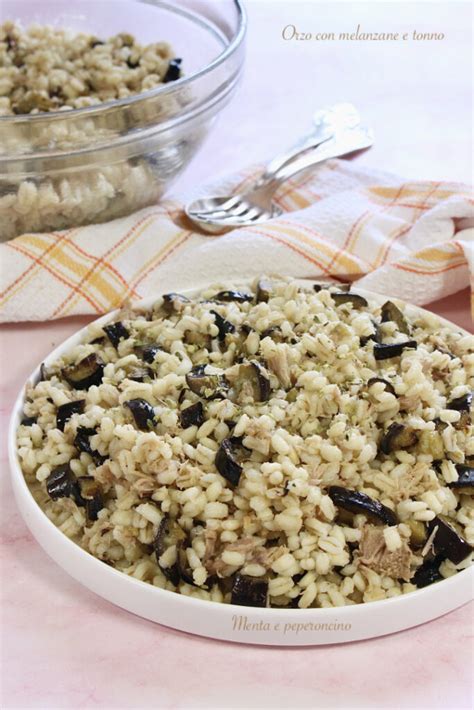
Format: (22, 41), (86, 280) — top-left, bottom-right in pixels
(0, 158), (473, 323)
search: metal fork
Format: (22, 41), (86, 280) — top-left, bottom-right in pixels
(185, 104), (374, 234)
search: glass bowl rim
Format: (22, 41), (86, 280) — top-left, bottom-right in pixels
(0, 0), (247, 125)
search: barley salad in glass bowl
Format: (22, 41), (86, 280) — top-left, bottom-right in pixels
(0, 0), (246, 241)
(10, 278), (473, 642)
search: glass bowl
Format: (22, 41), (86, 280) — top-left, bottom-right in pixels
(0, 0), (246, 241)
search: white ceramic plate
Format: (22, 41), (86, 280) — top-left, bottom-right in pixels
(8, 282), (473, 646)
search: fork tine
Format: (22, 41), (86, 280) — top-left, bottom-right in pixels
(193, 197), (277, 228)
(235, 205), (264, 221)
(214, 205), (256, 221)
(191, 195), (241, 216)
(218, 205), (268, 224)
(193, 207), (240, 220)
(227, 201), (254, 217)
(194, 199), (250, 221)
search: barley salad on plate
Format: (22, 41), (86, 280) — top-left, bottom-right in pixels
(16, 278), (474, 610)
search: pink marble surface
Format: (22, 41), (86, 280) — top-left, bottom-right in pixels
(1, 2), (473, 708)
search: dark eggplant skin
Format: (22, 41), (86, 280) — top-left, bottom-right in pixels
(248, 360), (271, 402)
(373, 340), (417, 360)
(185, 365), (228, 400)
(286, 595), (303, 609)
(180, 402), (205, 429)
(231, 574), (268, 607)
(163, 57), (182, 83)
(449, 465), (474, 493)
(103, 321), (130, 348)
(127, 366), (152, 382)
(428, 515), (472, 564)
(46, 465), (104, 520)
(124, 398), (156, 430)
(447, 392), (472, 413)
(367, 377), (396, 395)
(332, 293), (368, 309)
(153, 515), (187, 586)
(412, 555), (444, 588)
(359, 320), (381, 347)
(210, 310), (235, 340)
(140, 344), (162, 364)
(185, 363), (207, 392)
(379, 423), (419, 455)
(261, 326), (285, 342)
(46, 465), (79, 500)
(74, 426), (106, 465)
(76, 476), (104, 520)
(328, 485), (398, 525)
(360, 327), (380, 347)
(63, 353), (104, 390)
(162, 292), (190, 315)
(233, 361), (271, 403)
(39, 363), (49, 382)
(407, 519), (427, 549)
(56, 400), (85, 432)
(256, 279), (273, 303)
(313, 283), (351, 294)
(381, 300), (410, 335)
(20, 415), (37, 426)
(215, 438), (246, 486)
(213, 290), (253, 303)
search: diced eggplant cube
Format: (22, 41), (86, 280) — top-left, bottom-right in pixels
(124, 399), (156, 431)
(231, 574), (268, 607)
(379, 423), (418, 455)
(428, 515), (472, 564)
(215, 438), (246, 486)
(210, 310), (235, 341)
(103, 321), (129, 348)
(449, 465), (474, 494)
(447, 392), (472, 413)
(153, 515), (187, 586)
(46, 465), (78, 500)
(76, 476), (104, 521)
(163, 58), (182, 83)
(412, 555), (444, 588)
(74, 426), (106, 465)
(367, 377), (395, 395)
(63, 353), (104, 390)
(180, 402), (205, 429)
(20, 416), (37, 426)
(381, 301), (410, 335)
(56, 399), (85, 432)
(213, 290), (253, 303)
(373, 341), (417, 360)
(327, 485), (397, 525)
(185, 365), (227, 400)
(332, 293), (368, 309)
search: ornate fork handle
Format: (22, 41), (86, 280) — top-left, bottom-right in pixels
(252, 103), (369, 193)
(250, 125), (373, 199)
(255, 132), (333, 189)
(270, 125), (374, 186)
